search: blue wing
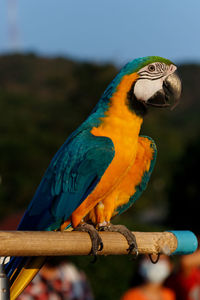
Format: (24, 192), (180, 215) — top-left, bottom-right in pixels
(18, 130), (115, 231)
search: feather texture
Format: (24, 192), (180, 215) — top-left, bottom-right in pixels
(5, 56), (176, 300)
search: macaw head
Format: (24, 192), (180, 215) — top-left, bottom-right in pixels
(104, 56), (181, 115)
(128, 56), (181, 110)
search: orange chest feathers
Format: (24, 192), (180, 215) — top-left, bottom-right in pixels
(71, 73), (144, 227)
(91, 72), (143, 195)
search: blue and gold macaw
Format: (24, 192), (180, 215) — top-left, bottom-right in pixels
(6, 56), (181, 299)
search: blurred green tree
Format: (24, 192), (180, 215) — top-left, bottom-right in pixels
(167, 137), (200, 234)
(0, 54), (200, 299)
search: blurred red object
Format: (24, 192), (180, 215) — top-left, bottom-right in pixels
(0, 212), (24, 230)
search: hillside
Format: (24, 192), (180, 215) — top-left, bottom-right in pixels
(1, 54), (200, 223)
(0, 54), (200, 300)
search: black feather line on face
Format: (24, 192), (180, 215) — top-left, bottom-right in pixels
(137, 74), (164, 80)
(126, 82), (147, 117)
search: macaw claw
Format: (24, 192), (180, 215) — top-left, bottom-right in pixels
(99, 224), (138, 257)
(74, 223), (103, 256)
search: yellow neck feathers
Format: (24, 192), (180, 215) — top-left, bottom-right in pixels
(91, 72), (143, 149)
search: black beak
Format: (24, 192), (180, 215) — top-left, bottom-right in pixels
(147, 72), (182, 109)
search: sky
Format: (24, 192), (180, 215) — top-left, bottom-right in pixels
(0, 0), (200, 65)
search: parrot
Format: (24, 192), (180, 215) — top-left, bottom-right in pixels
(5, 56), (181, 300)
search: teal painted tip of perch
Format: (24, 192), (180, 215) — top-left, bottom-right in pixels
(168, 230), (198, 255)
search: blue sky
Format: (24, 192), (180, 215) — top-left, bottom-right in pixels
(0, 0), (200, 65)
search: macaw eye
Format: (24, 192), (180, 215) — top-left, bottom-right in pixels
(148, 64), (156, 72)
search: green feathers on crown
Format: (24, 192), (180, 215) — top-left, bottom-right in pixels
(122, 56), (174, 75)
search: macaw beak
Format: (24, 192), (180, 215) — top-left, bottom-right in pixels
(146, 72), (182, 109)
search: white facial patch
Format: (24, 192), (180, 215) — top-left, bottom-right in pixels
(134, 77), (164, 101)
(133, 63), (177, 102)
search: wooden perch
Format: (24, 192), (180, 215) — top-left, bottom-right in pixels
(0, 230), (197, 257)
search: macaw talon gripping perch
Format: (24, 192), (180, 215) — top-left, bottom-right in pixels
(74, 223), (103, 256)
(99, 224), (138, 256)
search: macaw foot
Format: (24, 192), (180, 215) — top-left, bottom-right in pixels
(99, 223), (138, 256)
(74, 223), (103, 256)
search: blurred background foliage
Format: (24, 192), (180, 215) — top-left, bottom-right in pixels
(0, 54), (200, 299)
